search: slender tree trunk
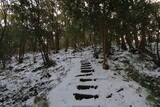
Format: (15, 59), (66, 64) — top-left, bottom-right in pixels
(38, 37), (52, 65)
(125, 34), (134, 50)
(133, 28), (139, 49)
(107, 33), (112, 55)
(2, 60), (6, 69)
(0, 11), (7, 43)
(116, 36), (121, 50)
(65, 35), (69, 52)
(101, 22), (109, 70)
(139, 28), (146, 51)
(32, 37), (37, 63)
(121, 35), (127, 50)
(51, 36), (55, 50)
(18, 38), (26, 63)
(55, 33), (60, 53)
(93, 31), (96, 48)
(157, 33), (160, 60)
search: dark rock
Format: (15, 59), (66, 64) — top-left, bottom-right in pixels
(0, 98), (5, 103)
(41, 73), (51, 79)
(113, 57), (119, 61)
(98, 61), (103, 64)
(117, 88), (124, 93)
(32, 66), (44, 72)
(114, 73), (117, 75)
(8, 66), (13, 70)
(106, 93), (112, 98)
(14, 68), (25, 72)
(22, 95), (29, 102)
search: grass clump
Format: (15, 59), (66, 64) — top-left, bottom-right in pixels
(34, 96), (49, 107)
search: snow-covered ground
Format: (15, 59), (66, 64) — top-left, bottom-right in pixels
(0, 49), (77, 107)
(0, 47), (159, 107)
(109, 50), (160, 77)
(48, 48), (154, 107)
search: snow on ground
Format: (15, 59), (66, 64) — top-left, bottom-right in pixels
(48, 48), (153, 107)
(110, 50), (160, 77)
(0, 47), (159, 107)
(0, 49), (77, 107)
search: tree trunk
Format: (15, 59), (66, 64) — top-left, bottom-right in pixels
(139, 29), (146, 51)
(2, 60), (6, 69)
(18, 38), (26, 63)
(36, 0), (55, 66)
(157, 33), (160, 60)
(55, 33), (60, 53)
(125, 34), (134, 50)
(38, 37), (53, 66)
(101, 22), (109, 70)
(107, 33), (112, 55)
(116, 36), (121, 50)
(0, 11), (7, 43)
(32, 37), (37, 63)
(121, 35), (127, 50)
(65, 35), (69, 52)
(51, 36), (55, 50)
(133, 32), (139, 49)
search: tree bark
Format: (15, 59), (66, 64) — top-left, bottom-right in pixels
(0, 9), (7, 43)
(101, 22), (109, 70)
(65, 35), (69, 52)
(125, 34), (134, 50)
(18, 38), (26, 63)
(134, 35), (139, 49)
(55, 33), (60, 53)
(157, 33), (160, 60)
(121, 35), (127, 50)
(139, 28), (146, 51)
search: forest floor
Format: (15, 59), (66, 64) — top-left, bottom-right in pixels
(0, 47), (160, 107)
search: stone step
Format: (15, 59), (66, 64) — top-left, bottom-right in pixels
(81, 67), (92, 69)
(80, 78), (96, 82)
(77, 85), (98, 90)
(75, 73), (93, 77)
(81, 69), (94, 73)
(73, 93), (99, 100)
(81, 65), (91, 68)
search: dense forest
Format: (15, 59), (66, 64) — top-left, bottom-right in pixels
(0, 0), (159, 69)
(0, 0), (160, 107)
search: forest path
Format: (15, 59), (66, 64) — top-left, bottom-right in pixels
(48, 57), (152, 107)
